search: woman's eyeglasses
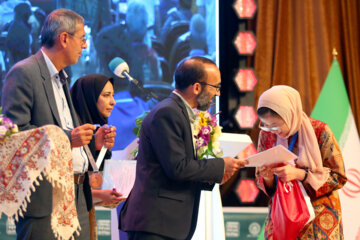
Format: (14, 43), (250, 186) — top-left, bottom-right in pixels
(258, 122), (281, 132)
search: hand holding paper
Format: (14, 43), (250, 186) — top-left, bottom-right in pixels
(103, 160), (137, 199)
(245, 145), (297, 167)
(221, 157), (248, 184)
(94, 189), (124, 205)
(272, 165), (307, 183)
(259, 166), (275, 182)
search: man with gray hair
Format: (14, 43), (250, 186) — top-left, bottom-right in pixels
(1, 9), (116, 240)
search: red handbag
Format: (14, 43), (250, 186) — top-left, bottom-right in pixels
(271, 178), (312, 240)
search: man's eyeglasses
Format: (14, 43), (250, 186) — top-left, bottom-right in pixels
(67, 32), (87, 45)
(198, 82), (221, 92)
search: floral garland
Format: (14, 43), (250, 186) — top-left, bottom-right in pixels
(0, 108), (19, 138)
(193, 109), (223, 159)
(130, 111), (149, 159)
(130, 109), (223, 160)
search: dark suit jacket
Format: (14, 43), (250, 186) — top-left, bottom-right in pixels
(119, 93), (224, 239)
(1, 50), (92, 218)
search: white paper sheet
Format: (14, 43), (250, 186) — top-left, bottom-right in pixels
(245, 145), (298, 167)
(102, 160), (137, 198)
(218, 133), (253, 157)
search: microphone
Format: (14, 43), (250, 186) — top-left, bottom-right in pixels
(108, 57), (159, 101)
(109, 57), (139, 85)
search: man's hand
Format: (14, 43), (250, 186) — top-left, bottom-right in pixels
(95, 125), (117, 150)
(223, 157), (248, 175)
(221, 157), (248, 184)
(221, 172), (233, 185)
(71, 124), (96, 148)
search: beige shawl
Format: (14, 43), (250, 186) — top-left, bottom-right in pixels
(258, 85), (330, 190)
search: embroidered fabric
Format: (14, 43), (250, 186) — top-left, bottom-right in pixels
(0, 125), (80, 240)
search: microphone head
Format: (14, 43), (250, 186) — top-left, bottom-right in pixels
(109, 57), (130, 78)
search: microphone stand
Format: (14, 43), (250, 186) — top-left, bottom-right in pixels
(122, 71), (160, 102)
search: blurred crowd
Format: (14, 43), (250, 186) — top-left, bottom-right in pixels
(0, 0), (216, 150)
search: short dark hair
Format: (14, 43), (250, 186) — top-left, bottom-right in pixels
(174, 56), (217, 91)
(257, 107), (281, 118)
(41, 9), (84, 48)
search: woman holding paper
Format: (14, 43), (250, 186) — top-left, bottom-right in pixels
(71, 74), (122, 205)
(256, 85), (347, 240)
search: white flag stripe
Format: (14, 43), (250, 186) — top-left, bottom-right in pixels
(339, 109), (360, 239)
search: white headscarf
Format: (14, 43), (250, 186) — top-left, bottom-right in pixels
(258, 85), (330, 190)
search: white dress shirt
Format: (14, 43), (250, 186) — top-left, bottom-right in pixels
(173, 91), (197, 156)
(41, 50), (88, 174)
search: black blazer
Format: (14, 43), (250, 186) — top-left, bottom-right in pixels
(1, 51), (93, 217)
(119, 93), (224, 239)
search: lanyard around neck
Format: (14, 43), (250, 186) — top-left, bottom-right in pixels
(276, 132), (298, 152)
(288, 132), (298, 151)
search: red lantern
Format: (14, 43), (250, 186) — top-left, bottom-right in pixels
(236, 179), (259, 203)
(233, 0), (257, 19)
(235, 106), (258, 129)
(234, 68), (258, 91)
(233, 31), (257, 55)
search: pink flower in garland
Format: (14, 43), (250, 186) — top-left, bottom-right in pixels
(208, 112), (218, 127)
(0, 113), (18, 138)
(195, 137), (206, 149)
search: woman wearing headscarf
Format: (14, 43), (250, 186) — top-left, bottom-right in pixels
(256, 85), (347, 239)
(71, 74), (122, 205)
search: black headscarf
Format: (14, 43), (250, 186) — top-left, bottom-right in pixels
(71, 74), (114, 125)
(71, 74), (114, 170)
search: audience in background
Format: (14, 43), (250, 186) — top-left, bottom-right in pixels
(29, 7), (46, 54)
(95, 0), (160, 91)
(0, 0), (213, 151)
(5, 2), (31, 67)
(160, 0), (193, 43)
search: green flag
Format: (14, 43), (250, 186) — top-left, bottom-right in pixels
(311, 59), (349, 146)
(311, 58), (360, 239)
(257, 222), (265, 240)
